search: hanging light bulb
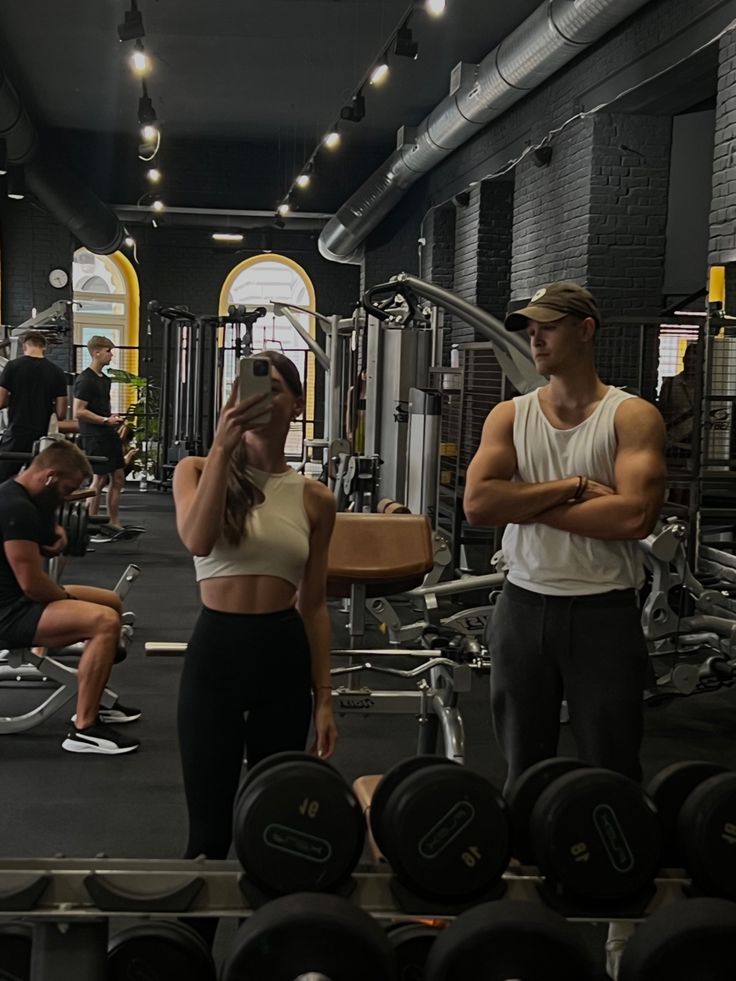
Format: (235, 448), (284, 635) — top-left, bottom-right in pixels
(130, 40), (151, 76)
(369, 59), (390, 86)
(427, 0), (446, 15)
(277, 202), (290, 217)
(323, 131), (341, 149)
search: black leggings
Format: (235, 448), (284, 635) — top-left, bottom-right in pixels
(177, 605), (312, 862)
(487, 582), (649, 795)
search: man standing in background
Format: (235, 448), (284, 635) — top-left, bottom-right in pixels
(0, 331), (68, 482)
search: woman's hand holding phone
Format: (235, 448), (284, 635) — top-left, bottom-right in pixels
(212, 382), (271, 455)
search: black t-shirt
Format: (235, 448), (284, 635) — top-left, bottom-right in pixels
(0, 356), (68, 440)
(74, 367), (112, 436)
(0, 480), (55, 607)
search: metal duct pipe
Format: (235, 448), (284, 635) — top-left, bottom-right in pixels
(0, 65), (123, 254)
(319, 0), (654, 263)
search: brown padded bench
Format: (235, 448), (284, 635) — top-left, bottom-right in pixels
(326, 513), (434, 598)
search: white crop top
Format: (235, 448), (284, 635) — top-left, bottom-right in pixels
(193, 465), (311, 588)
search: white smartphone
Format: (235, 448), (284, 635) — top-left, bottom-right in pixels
(239, 356), (273, 425)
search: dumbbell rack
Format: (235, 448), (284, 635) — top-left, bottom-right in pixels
(0, 857), (692, 981)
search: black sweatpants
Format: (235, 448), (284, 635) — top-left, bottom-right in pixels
(0, 432), (36, 482)
(178, 605), (312, 861)
(487, 581), (649, 794)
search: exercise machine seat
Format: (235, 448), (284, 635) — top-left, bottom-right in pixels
(327, 513), (433, 598)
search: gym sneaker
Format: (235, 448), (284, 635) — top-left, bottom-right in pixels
(62, 719), (139, 755)
(72, 701), (142, 725)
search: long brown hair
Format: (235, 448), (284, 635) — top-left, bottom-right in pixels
(222, 350), (304, 545)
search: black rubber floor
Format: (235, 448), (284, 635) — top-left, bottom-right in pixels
(2, 486), (736, 969)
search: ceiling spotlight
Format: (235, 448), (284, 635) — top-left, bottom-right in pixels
(426, 0), (446, 14)
(124, 236), (135, 248)
(117, 1), (144, 41)
(369, 59), (390, 86)
(395, 25), (419, 59)
(130, 40), (151, 76)
(296, 172), (311, 189)
(212, 232), (244, 242)
(323, 130), (341, 149)
(340, 93), (365, 124)
(0, 139), (7, 176)
(151, 199), (165, 213)
(277, 202), (290, 217)
(146, 166), (162, 183)
(6, 168), (24, 200)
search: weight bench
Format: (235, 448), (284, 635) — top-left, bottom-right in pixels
(327, 513), (474, 763)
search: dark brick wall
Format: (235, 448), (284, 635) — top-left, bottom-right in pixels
(709, 26), (736, 271)
(420, 203), (455, 290)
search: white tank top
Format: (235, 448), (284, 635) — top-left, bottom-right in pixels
(193, 465), (311, 588)
(502, 386), (644, 596)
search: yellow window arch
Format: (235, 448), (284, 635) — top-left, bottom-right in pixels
(219, 254), (316, 454)
(72, 249), (140, 413)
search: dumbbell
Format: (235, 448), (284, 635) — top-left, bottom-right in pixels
(232, 751), (365, 897)
(369, 756), (510, 905)
(424, 899), (595, 981)
(222, 892), (397, 981)
(386, 921), (445, 981)
(619, 896), (736, 981)
(646, 760), (736, 898)
(108, 921), (216, 981)
(0, 921), (32, 981)
(506, 757), (661, 905)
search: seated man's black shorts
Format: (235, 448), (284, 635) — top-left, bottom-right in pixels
(0, 596), (47, 649)
(80, 433), (125, 476)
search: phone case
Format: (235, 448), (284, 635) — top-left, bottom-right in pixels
(239, 357), (273, 425)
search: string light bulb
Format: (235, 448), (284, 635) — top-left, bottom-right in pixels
(277, 203), (290, 217)
(151, 199), (164, 213)
(369, 59), (390, 86)
(323, 131), (341, 149)
(130, 40), (151, 76)
(146, 167), (162, 183)
(427, 0), (446, 14)
(141, 124), (158, 142)
(296, 173), (311, 189)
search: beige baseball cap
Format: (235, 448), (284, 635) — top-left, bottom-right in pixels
(504, 282), (602, 332)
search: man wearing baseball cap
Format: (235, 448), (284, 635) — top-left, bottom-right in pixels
(464, 280), (666, 795)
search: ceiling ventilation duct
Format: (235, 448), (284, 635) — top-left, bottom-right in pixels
(319, 0), (654, 263)
(0, 66), (123, 254)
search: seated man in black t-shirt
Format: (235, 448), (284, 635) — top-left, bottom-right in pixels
(0, 440), (140, 755)
(0, 331), (69, 482)
(73, 334), (126, 533)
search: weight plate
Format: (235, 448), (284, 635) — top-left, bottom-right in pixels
(424, 899), (595, 981)
(108, 920), (216, 981)
(677, 771), (736, 900)
(387, 921), (444, 981)
(506, 757), (591, 864)
(384, 764), (509, 901)
(223, 891), (397, 981)
(618, 897), (736, 981)
(530, 768), (661, 903)
(233, 751), (327, 820)
(234, 759), (364, 894)
(370, 756), (454, 866)
(0, 921), (31, 981)
(646, 760), (728, 867)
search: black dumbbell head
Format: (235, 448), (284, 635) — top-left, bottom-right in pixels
(677, 771), (736, 900)
(646, 760), (728, 867)
(108, 921), (216, 981)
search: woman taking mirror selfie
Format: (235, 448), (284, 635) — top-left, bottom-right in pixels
(173, 350), (337, 914)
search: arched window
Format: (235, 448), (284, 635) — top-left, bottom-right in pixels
(72, 249), (140, 414)
(219, 255), (316, 458)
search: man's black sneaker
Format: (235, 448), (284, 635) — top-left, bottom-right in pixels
(62, 719), (139, 755)
(72, 701), (142, 725)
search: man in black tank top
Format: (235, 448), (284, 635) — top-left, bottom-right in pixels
(464, 281), (666, 797)
(0, 332), (68, 481)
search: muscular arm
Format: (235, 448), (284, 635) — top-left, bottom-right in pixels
(172, 452), (230, 556)
(464, 401), (578, 526)
(4, 540), (67, 602)
(73, 397), (108, 426)
(54, 396), (68, 422)
(532, 399), (666, 540)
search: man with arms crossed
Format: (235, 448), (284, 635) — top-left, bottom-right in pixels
(0, 440), (139, 754)
(0, 331), (68, 482)
(464, 282), (666, 794)
(73, 336), (126, 532)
